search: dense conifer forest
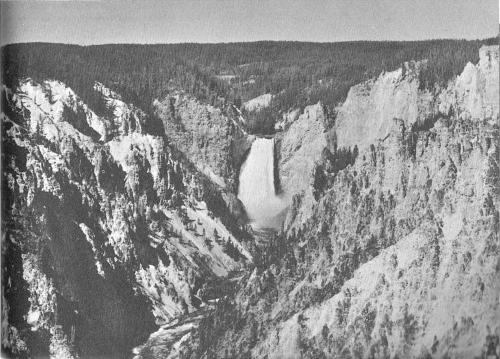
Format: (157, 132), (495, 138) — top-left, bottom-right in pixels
(2, 38), (497, 134)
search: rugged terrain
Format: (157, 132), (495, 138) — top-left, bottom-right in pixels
(1, 43), (499, 359)
(1, 80), (252, 358)
(159, 45), (499, 359)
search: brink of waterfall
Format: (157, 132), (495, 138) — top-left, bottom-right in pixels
(238, 138), (288, 230)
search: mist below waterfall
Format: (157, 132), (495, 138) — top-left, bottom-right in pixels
(238, 138), (288, 229)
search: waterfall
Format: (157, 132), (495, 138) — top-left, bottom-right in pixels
(238, 138), (287, 229)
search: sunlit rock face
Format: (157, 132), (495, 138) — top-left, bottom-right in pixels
(238, 138), (287, 229)
(153, 93), (253, 223)
(279, 103), (328, 196)
(277, 102), (329, 229)
(1, 79), (252, 358)
(334, 45), (499, 154)
(254, 45), (500, 359)
(334, 61), (432, 151)
(164, 45), (500, 359)
(243, 93), (274, 112)
(153, 94), (252, 192)
(439, 45), (499, 121)
(2, 43), (499, 359)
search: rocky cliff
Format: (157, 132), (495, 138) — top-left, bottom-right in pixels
(1, 80), (252, 358)
(2, 44), (499, 359)
(276, 102), (329, 229)
(259, 46), (500, 359)
(153, 94), (251, 192)
(178, 45), (499, 359)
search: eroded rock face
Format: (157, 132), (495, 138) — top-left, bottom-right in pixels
(439, 45), (499, 122)
(153, 94), (252, 192)
(334, 46), (499, 154)
(276, 103), (328, 228)
(2, 45), (499, 359)
(279, 103), (328, 197)
(334, 61), (432, 151)
(243, 94), (274, 112)
(259, 45), (500, 359)
(2, 80), (252, 358)
(259, 117), (499, 359)
(179, 46), (499, 359)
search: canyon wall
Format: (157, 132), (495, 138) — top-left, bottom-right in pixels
(1, 80), (252, 358)
(262, 44), (500, 359)
(2, 44), (498, 359)
(183, 45), (499, 359)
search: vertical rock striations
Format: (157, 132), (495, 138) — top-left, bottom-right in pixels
(1, 80), (252, 358)
(186, 45), (499, 359)
(261, 45), (500, 359)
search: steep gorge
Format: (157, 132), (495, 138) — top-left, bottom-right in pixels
(1, 80), (253, 358)
(1, 43), (499, 359)
(173, 45), (500, 359)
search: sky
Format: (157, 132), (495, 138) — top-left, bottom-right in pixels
(0, 0), (499, 45)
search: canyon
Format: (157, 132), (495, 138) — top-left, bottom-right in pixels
(2, 44), (499, 359)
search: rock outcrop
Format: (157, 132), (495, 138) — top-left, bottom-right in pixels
(334, 61), (430, 151)
(262, 45), (500, 359)
(153, 94), (251, 192)
(2, 80), (252, 358)
(276, 103), (328, 228)
(177, 45), (500, 359)
(243, 94), (274, 112)
(2, 44), (498, 359)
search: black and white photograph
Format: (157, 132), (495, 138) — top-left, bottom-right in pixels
(0, 0), (499, 358)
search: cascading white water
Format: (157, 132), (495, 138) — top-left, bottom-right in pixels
(238, 138), (287, 229)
